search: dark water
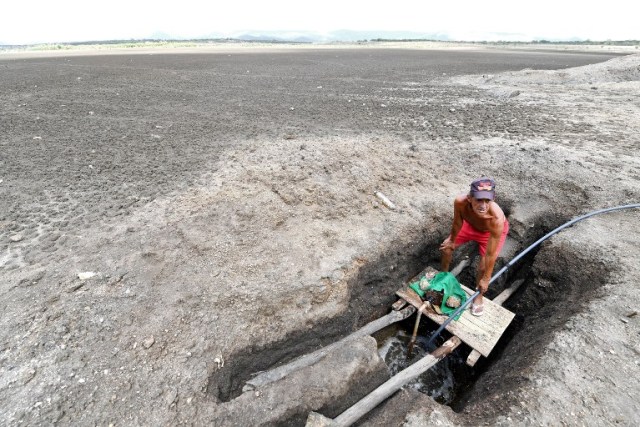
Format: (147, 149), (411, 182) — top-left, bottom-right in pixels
(377, 327), (473, 405)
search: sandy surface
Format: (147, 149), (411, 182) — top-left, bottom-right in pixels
(1, 44), (639, 426)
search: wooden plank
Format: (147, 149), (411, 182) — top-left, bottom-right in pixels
(466, 279), (524, 366)
(391, 299), (407, 311)
(492, 279), (525, 306)
(465, 346), (483, 367)
(397, 267), (515, 357)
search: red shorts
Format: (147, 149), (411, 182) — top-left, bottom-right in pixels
(454, 219), (509, 257)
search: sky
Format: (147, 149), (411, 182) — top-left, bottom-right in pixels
(2, 1), (639, 45)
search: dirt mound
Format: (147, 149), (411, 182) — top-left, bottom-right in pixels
(454, 52), (640, 86)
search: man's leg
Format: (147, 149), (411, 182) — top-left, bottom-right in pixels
(473, 220), (509, 309)
(442, 221), (474, 271)
(474, 256), (487, 306)
(440, 246), (454, 272)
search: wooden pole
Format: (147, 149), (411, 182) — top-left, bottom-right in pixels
(245, 261), (473, 392)
(450, 258), (470, 278)
(329, 336), (462, 427)
(407, 302), (430, 357)
(491, 279), (524, 306)
(243, 306), (415, 392)
(306, 261), (473, 426)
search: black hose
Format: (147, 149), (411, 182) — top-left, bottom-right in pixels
(424, 203), (640, 349)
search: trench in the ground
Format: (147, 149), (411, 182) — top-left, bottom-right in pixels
(207, 211), (613, 421)
(206, 229), (436, 403)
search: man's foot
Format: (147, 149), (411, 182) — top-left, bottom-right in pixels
(471, 302), (484, 317)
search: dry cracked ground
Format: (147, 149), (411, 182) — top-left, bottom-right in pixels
(1, 43), (639, 426)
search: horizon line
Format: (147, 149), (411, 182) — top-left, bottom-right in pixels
(2, 37), (640, 49)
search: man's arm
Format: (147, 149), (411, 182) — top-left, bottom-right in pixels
(449, 203), (464, 242)
(476, 218), (504, 293)
(440, 197), (465, 271)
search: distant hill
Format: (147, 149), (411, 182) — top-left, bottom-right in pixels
(206, 30), (451, 43)
(2, 29), (638, 49)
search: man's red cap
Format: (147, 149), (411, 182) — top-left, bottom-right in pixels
(470, 177), (496, 200)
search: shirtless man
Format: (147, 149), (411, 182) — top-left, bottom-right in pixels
(439, 177), (509, 316)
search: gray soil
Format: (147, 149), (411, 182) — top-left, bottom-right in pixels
(1, 43), (639, 426)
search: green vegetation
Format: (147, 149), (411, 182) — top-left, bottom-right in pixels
(34, 40), (201, 50)
(0, 39), (219, 52)
(479, 39), (639, 46)
(0, 38), (311, 52)
(369, 38), (639, 46)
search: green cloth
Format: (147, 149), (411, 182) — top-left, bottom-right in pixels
(409, 272), (468, 320)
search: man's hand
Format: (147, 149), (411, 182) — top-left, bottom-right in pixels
(477, 277), (490, 294)
(439, 237), (455, 253)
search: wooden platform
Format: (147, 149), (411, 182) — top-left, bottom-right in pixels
(396, 267), (515, 357)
